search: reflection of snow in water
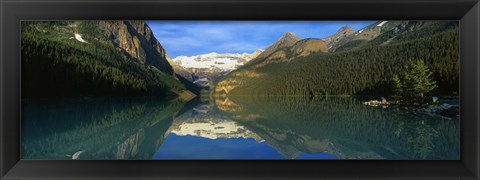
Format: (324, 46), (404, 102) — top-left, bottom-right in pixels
(171, 103), (262, 141)
(67, 150), (85, 159)
(193, 78), (209, 84)
(193, 107), (208, 114)
(171, 121), (259, 140)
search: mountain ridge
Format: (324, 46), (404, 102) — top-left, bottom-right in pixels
(96, 21), (174, 74)
(249, 32), (301, 64)
(21, 21), (199, 98)
(170, 50), (263, 88)
(213, 21), (459, 97)
(322, 25), (355, 49)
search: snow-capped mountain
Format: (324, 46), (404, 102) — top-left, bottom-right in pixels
(172, 50), (262, 71)
(170, 50), (263, 88)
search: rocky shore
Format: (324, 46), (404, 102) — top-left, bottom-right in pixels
(364, 98), (459, 119)
(412, 103), (459, 119)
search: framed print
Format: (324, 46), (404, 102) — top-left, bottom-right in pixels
(1, 0), (479, 179)
(19, 20), (461, 160)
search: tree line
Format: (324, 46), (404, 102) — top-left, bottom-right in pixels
(218, 27), (459, 98)
(21, 21), (193, 99)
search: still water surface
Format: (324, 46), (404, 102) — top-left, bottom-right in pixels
(21, 96), (459, 160)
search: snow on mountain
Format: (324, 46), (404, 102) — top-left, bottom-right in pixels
(170, 50), (263, 88)
(354, 29), (364, 36)
(377, 21), (388, 27)
(172, 50), (262, 71)
(74, 33), (88, 43)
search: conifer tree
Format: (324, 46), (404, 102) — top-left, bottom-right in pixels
(392, 59), (438, 105)
(391, 75), (403, 101)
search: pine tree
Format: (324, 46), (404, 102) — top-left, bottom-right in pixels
(391, 75), (403, 101)
(394, 59), (438, 105)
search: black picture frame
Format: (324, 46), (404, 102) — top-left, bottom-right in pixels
(1, 0), (479, 179)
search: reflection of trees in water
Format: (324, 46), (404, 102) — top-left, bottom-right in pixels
(409, 120), (440, 159)
(215, 96), (459, 159)
(22, 98), (186, 159)
(396, 118), (440, 159)
(22, 96), (459, 160)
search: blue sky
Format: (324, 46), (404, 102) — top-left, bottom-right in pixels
(146, 21), (375, 58)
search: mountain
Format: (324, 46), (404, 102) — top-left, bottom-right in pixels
(245, 49), (264, 59)
(173, 51), (260, 71)
(170, 50), (263, 88)
(325, 21), (404, 51)
(322, 25), (354, 48)
(21, 21), (199, 99)
(96, 21), (173, 73)
(214, 21), (459, 97)
(250, 32), (301, 63)
(213, 33), (329, 95)
(254, 38), (328, 68)
(331, 21), (458, 52)
(290, 38), (329, 57)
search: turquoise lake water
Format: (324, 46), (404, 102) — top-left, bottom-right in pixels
(21, 96), (459, 160)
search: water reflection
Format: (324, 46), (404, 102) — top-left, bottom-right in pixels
(22, 98), (183, 159)
(21, 96), (459, 160)
(167, 101), (262, 141)
(212, 96), (459, 160)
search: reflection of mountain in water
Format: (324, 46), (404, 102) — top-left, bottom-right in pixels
(22, 96), (459, 160)
(213, 96), (459, 160)
(168, 101), (263, 142)
(165, 98), (383, 159)
(213, 97), (358, 159)
(22, 98), (186, 159)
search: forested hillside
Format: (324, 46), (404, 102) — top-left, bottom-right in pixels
(214, 21), (459, 97)
(22, 21), (199, 99)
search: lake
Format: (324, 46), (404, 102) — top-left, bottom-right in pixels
(21, 96), (459, 160)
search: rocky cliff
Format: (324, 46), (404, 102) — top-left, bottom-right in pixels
(21, 21), (199, 98)
(96, 21), (173, 74)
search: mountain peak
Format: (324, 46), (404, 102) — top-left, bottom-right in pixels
(282, 31), (296, 36)
(322, 25), (355, 48)
(337, 25), (355, 34)
(275, 32), (301, 46)
(280, 32), (301, 41)
(253, 49), (264, 54)
(339, 25), (353, 30)
(252, 32), (301, 61)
